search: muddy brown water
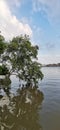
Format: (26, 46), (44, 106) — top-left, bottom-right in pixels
(0, 67), (60, 130)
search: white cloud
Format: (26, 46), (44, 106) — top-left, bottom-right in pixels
(13, 0), (21, 7)
(32, 0), (60, 23)
(7, 0), (21, 7)
(0, 0), (32, 40)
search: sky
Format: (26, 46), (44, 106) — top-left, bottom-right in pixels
(0, 0), (60, 64)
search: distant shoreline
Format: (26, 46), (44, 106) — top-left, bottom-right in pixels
(42, 63), (60, 67)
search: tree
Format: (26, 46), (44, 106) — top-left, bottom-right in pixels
(0, 35), (6, 55)
(0, 34), (9, 75)
(0, 65), (10, 75)
(3, 34), (43, 85)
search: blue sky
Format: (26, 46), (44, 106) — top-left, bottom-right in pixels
(0, 0), (60, 64)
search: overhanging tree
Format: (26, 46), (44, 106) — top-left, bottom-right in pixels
(0, 35), (7, 55)
(5, 35), (43, 84)
(2, 34), (43, 85)
(0, 34), (9, 75)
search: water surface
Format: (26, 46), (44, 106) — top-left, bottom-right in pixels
(39, 67), (60, 130)
(0, 67), (60, 130)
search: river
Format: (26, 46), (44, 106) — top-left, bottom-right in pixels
(0, 67), (60, 130)
(39, 67), (60, 130)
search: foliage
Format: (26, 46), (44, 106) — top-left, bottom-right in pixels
(0, 34), (43, 85)
(0, 35), (7, 55)
(0, 65), (9, 75)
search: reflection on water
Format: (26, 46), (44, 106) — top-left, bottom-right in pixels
(1, 67), (60, 130)
(0, 77), (44, 130)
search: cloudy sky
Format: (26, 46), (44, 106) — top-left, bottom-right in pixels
(0, 0), (60, 64)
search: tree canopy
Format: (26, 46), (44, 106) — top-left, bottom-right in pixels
(0, 35), (6, 55)
(0, 34), (43, 86)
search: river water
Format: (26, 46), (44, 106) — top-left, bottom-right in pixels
(0, 67), (60, 130)
(39, 67), (60, 130)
